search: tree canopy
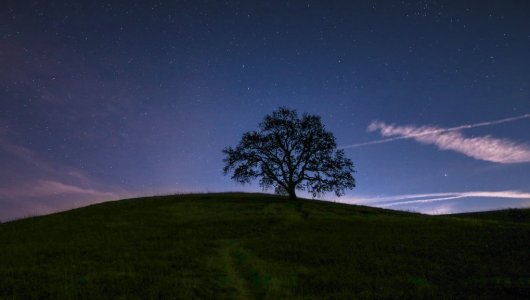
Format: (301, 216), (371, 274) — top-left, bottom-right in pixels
(222, 107), (355, 199)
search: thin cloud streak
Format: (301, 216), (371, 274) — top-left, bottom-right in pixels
(0, 180), (119, 199)
(341, 113), (530, 149)
(369, 122), (530, 163)
(0, 131), (112, 186)
(0, 130), (126, 221)
(0, 180), (124, 222)
(347, 191), (530, 207)
(0, 132), (80, 177)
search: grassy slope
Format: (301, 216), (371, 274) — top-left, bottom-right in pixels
(450, 208), (530, 223)
(0, 193), (528, 299)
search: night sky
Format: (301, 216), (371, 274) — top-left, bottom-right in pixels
(1, 1), (530, 221)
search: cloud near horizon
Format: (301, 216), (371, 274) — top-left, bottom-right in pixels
(366, 121), (530, 163)
(0, 132), (124, 221)
(0, 179), (119, 199)
(0, 179), (122, 221)
(335, 190), (530, 215)
(338, 190), (530, 212)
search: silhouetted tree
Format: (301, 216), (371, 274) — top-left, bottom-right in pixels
(222, 107), (355, 199)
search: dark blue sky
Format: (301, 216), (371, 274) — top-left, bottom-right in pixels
(1, 0), (529, 220)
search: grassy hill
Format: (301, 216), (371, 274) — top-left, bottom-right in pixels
(450, 208), (530, 223)
(0, 193), (528, 299)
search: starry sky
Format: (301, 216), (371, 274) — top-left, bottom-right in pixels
(1, 1), (530, 221)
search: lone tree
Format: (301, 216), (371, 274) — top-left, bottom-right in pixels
(222, 107), (355, 199)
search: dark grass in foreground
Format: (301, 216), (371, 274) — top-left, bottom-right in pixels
(0, 193), (529, 299)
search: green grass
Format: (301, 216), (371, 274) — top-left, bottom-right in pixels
(0, 193), (529, 299)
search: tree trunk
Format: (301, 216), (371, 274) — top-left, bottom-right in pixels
(287, 185), (297, 200)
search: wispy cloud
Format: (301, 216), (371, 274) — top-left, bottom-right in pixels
(0, 180), (121, 222)
(343, 190), (530, 208)
(0, 134), (39, 165)
(341, 113), (530, 151)
(0, 130), (70, 176)
(0, 131), (124, 221)
(340, 114), (530, 163)
(369, 122), (530, 163)
(0, 180), (118, 199)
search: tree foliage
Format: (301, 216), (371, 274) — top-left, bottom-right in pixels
(222, 107), (355, 199)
